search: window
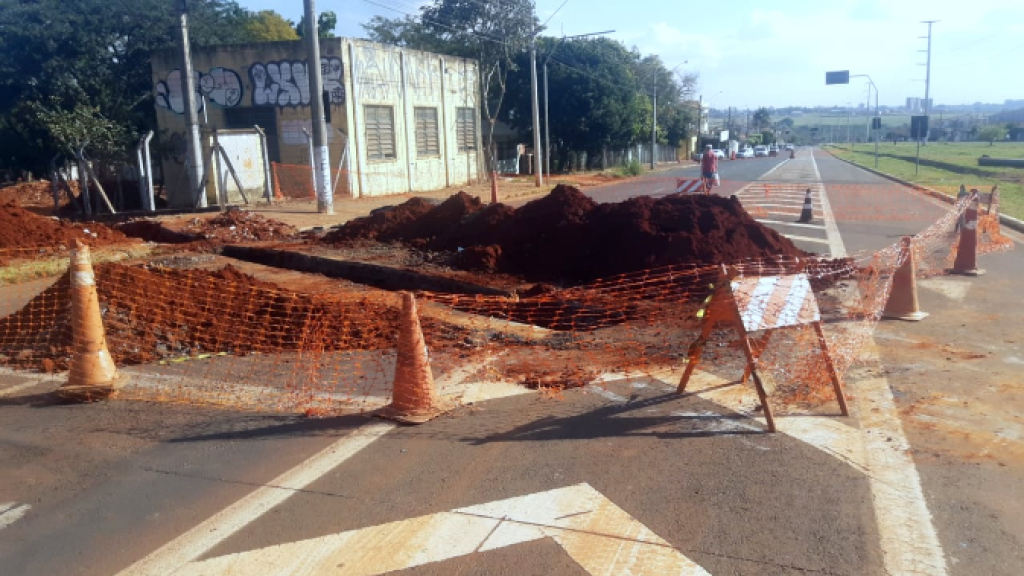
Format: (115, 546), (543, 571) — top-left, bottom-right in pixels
(414, 107), (440, 156)
(364, 105), (396, 160)
(456, 107), (476, 152)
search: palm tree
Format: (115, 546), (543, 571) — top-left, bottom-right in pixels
(752, 107), (772, 132)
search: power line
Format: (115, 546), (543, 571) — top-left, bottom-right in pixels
(542, 0), (569, 28)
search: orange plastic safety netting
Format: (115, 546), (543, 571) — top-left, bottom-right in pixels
(271, 162), (351, 201)
(0, 184), (1009, 419)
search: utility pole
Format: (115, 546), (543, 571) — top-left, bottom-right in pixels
(177, 0), (205, 208)
(920, 21), (938, 146)
(304, 0), (332, 214)
(651, 80), (657, 169)
(530, 40), (543, 186)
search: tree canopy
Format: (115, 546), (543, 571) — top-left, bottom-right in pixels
(0, 0), (301, 174)
(363, 0), (696, 168)
(245, 10), (299, 42)
(295, 11), (337, 38)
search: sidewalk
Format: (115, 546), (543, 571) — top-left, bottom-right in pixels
(245, 162), (692, 231)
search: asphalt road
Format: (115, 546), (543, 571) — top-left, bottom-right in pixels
(1, 149), (1022, 575)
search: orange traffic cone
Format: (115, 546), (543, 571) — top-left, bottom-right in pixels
(379, 292), (448, 424)
(798, 189), (814, 223)
(56, 240), (122, 401)
(950, 193), (985, 276)
(883, 237), (928, 321)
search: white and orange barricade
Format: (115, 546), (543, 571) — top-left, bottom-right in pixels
(676, 179), (707, 195)
(677, 268), (848, 432)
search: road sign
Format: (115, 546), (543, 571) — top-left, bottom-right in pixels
(872, 117), (882, 130)
(175, 483), (711, 575)
(825, 70), (850, 85)
(720, 130), (729, 142)
(911, 115), (929, 139)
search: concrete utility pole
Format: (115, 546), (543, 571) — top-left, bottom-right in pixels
(920, 20), (938, 146)
(651, 81), (657, 169)
(304, 0), (333, 214)
(530, 40), (543, 186)
(177, 0), (205, 208)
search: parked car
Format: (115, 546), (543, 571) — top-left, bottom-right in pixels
(784, 144), (795, 151)
(754, 145), (769, 157)
(712, 149), (726, 159)
(736, 147), (754, 158)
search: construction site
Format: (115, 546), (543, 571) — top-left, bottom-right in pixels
(2, 147), (1023, 575)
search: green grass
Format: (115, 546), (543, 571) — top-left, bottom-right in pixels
(786, 112), (969, 129)
(828, 141), (1024, 220)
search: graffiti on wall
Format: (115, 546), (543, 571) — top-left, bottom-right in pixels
(249, 57), (345, 107)
(155, 68), (244, 114)
(355, 45), (401, 101)
(404, 52), (442, 102)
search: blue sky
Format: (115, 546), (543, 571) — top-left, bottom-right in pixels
(240, 0), (1023, 109)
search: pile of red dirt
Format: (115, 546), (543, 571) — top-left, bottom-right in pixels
(0, 201), (133, 251)
(0, 180), (79, 208)
(322, 185), (805, 284)
(0, 263), (463, 372)
(182, 210), (298, 242)
(322, 196), (446, 243)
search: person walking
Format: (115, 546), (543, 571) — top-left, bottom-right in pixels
(700, 144), (718, 193)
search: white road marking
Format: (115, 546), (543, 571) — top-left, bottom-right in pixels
(807, 154), (847, 258)
(0, 381), (42, 398)
(174, 483), (711, 576)
(117, 420), (396, 576)
(777, 233), (830, 245)
(117, 362), (531, 576)
(0, 502), (31, 530)
(754, 219), (827, 231)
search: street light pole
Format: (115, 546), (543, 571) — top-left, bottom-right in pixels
(851, 74), (879, 167)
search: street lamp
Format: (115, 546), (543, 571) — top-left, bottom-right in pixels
(541, 30), (614, 176)
(849, 74), (879, 167)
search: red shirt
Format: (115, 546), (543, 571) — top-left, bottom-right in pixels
(701, 150), (717, 173)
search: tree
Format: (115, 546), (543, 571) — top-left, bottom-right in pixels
(752, 107), (772, 132)
(363, 0), (539, 169)
(977, 125), (1007, 145)
(295, 11), (337, 38)
(245, 10), (299, 41)
(0, 0), (262, 175)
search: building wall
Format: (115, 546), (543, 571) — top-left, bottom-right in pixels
(152, 38), (479, 206)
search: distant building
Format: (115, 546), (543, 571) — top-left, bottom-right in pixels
(1005, 99), (1024, 109)
(152, 38), (481, 207)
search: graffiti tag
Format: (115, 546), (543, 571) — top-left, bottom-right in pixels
(155, 68), (244, 114)
(250, 57), (345, 107)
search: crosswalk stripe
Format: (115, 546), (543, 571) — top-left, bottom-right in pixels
(754, 219), (827, 230)
(779, 234), (830, 245)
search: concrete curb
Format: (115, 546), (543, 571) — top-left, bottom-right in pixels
(824, 148), (1024, 235)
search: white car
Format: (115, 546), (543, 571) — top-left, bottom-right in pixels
(711, 149), (726, 159)
(736, 148), (754, 158)
(754, 145), (769, 157)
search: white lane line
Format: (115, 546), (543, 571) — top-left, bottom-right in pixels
(754, 219), (827, 231)
(0, 381), (42, 398)
(117, 361), (528, 576)
(174, 484), (711, 576)
(807, 153), (846, 258)
(117, 420), (396, 576)
(738, 203), (819, 210)
(0, 502), (31, 530)
(780, 234), (831, 245)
